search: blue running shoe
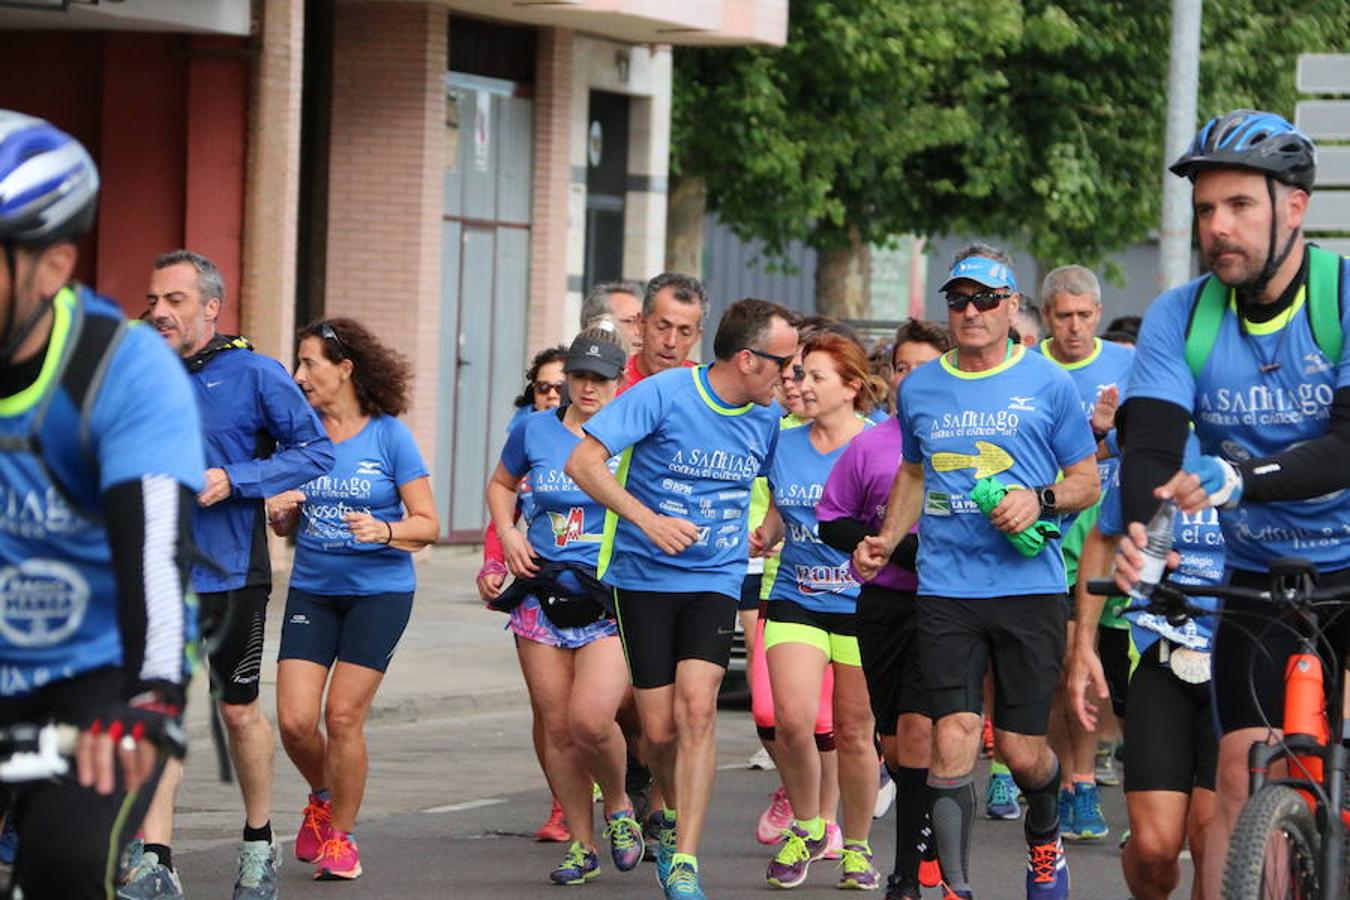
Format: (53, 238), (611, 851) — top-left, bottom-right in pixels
(664, 861), (707, 899)
(1025, 836), (1068, 899)
(648, 810), (677, 887)
(0, 816), (16, 866)
(549, 841), (600, 885)
(604, 808), (643, 872)
(1056, 787), (1076, 840)
(985, 773), (1021, 820)
(1070, 783), (1108, 842)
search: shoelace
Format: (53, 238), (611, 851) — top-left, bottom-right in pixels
(556, 842), (590, 874)
(1028, 842), (1059, 883)
(666, 863), (700, 894)
(237, 843), (272, 888)
(659, 821), (678, 852)
(1073, 788), (1101, 821)
(989, 777), (1016, 806)
(303, 801), (332, 840)
(315, 836), (353, 868)
(839, 846), (872, 875)
(774, 831), (810, 865)
(769, 789), (792, 821)
(606, 815), (640, 850)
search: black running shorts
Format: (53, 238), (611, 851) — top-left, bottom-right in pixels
(917, 593), (1067, 736)
(1098, 625), (1132, 719)
(855, 584), (927, 732)
(1124, 642), (1217, 793)
(614, 589), (737, 690)
(198, 584), (270, 706)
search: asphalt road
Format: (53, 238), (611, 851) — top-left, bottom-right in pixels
(177, 708), (1189, 899)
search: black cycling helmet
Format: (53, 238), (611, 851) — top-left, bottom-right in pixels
(1170, 109), (1317, 193)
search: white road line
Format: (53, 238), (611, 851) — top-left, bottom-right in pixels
(421, 797), (507, 814)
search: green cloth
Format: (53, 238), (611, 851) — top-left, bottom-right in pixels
(970, 476), (1061, 558)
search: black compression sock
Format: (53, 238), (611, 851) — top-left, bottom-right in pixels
(144, 843), (173, 871)
(1016, 758), (1062, 843)
(243, 821), (273, 844)
(894, 766), (928, 882)
(927, 772), (974, 894)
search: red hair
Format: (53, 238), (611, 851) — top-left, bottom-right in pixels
(801, 332), (888, 412)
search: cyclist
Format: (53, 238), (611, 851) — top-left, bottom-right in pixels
(855, 245), (1100, 900)
(0, 111), (203, 898)
(566, 297), (796, 899)
(1113, 109), (1350, 900)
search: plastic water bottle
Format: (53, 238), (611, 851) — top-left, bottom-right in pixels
(1127, 501), (1176, 600)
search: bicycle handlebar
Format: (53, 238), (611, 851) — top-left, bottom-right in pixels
(0, 723), (79, 783)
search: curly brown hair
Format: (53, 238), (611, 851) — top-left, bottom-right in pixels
(298, 317), (412, 416)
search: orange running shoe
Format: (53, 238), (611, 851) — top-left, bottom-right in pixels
(534, 796), (570, 842)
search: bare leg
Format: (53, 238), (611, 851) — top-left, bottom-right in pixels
(322, 662), (384, 834)
(670, 659), (726, 855)
(218, 697), (275, 830)
(832, 662), (878, 843)
(276, 659), (331, 790)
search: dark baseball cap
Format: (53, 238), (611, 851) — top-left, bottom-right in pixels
(564, 334), (626, 380)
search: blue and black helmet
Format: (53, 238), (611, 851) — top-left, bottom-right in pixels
(0, 110), (99, 246)
(1170, 109), (1317, 193)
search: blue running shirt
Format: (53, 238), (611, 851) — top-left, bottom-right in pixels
(899, 344), (1097, 598)
(766, 424), (867, 614)
(1036, 337), (1135, 489)
(1098, 436), (1223, 653)
(1127, 268), (1350, 571)
(585, 366), (781, 599)
(290, 415), (429, 596)
(500, 409), (617, 569)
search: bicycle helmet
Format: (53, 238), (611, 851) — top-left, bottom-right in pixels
(1170, 109), (1316, 193)
(0, 110), (99, 246)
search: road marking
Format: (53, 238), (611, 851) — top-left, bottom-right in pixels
(422, 797), (507, 814)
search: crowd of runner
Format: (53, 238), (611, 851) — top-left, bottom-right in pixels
(0, 104), (1346, 900)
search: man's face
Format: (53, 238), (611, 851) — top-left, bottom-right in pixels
(146, 262), (218, 357)
(1046, 293), (1101, 362)
(607, 290), (643, 353)
(744, 317), (799, 406)
(1193, 169), (1304, 289)
(640, 288), (702, 373)
(945, 279), (1016, 356)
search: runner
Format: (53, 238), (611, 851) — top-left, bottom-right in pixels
(268, 317), (439, 882)
(1112, 109), (1349, 900)
(617, 272), (705, 392)
(580, 281), (645, 352)
(132, 249), (336, 900)
(753, 332), (888, 890)
(855, 245), (1099, 900)
(0, 111), (202, 898)
(566, 297), (797, 899)
(818, 319), (951, 900)
(485, 326), (645, 885)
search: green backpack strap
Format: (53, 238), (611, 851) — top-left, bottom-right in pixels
(1185, 275), (1229, 378)
(1307, 245), (1345, 366)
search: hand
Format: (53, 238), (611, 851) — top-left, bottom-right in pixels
(476, 562), (507, 601)
(343, 511), (392, 544)
(641, 515), (700, 556)
(748, 526), (769, 558)
(266, 490), (305, 527)
(853, 533), (895, 582)
(1091, 385), (1119, 435)
(499, 529), (540, 578)
(76, 700), (183, 797)
(1150, 468), (1210, 515)
(197, 467), (232, 507)
(989, 487), (1041, 534)
(1183, 455), (1244, 510)
(1112, 521), (1181, 594)
(1066, 649), (1110, 733)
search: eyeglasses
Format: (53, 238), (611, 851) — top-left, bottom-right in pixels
(745, 348), (795, 372)
(944, 291), (1010, 313)
(791, 364), (806, 383)
(319, 321), (347, 357)
(533, 380), (564, 396)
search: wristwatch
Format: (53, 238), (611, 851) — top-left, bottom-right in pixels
(1035, 486), (1058, 514)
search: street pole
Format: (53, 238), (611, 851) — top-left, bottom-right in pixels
(1159, 0), (1203, 290)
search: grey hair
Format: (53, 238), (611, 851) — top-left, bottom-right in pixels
(579, 280), (644, 330)
(1041, 265), (1101, 308)
(154, 249), (225, 304)
(952, 242), (1015, 270)
(643, 272), (709, 321)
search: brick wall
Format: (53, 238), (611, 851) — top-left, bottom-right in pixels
(528, 27), (573, 355)
(326, 0), (447, 469)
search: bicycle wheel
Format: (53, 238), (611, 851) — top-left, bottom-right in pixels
(1222, 784), (1321, 899)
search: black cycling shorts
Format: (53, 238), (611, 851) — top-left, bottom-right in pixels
(739, 574), (764, 612)
(0, 667), (167, 900)
(1098, 626), (1132, 719)
(614, 589), (737, 690)
(1124, 642), (1217, 793)
(198, 584), (270, 706)
(1212, 566), (1350, 734)
(855, 584), (927, 732)
(917, 593), (1067, 736)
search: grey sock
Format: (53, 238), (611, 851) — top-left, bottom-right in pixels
(927, 771), (975, 893)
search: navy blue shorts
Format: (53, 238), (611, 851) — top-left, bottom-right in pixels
(278, 587), (414, 673)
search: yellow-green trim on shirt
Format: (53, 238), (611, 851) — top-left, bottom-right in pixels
(693, 365), (754, 416)
(0, 286), (75, 417)
(939, 340), (1023, 380)
(595, 446), (634, 580)
(1039, 336), (1102, 371)
(1233, 285), (1306, 336)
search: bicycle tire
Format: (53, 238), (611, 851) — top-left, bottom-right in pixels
(1222, 784), (1321, 899)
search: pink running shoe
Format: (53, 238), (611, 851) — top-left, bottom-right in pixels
(535, 797), (570, 842)
(295, 793), (333, 863)
(821, 821), (844, 860)
(313, 831), (362, 881)
(756, 786), (794, 844)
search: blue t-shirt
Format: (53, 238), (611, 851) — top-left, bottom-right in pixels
(899, 344), (1097, 598)
(1036, 337), (1134, 490)
(1126, 263), (1350, 571)
(500, 409), (617, 568)
(585, 365), (781, 599)
(0, 289), (204, 696)
(767, 424), (866, 614)
(290, 415), (429, 596)
(1098, 436), (1223, 653)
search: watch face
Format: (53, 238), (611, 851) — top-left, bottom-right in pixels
(1041, 488), (1056, 509)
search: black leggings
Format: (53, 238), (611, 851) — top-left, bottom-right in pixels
(0, 668), (167, 900)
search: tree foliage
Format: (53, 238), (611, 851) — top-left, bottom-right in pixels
(672, 0), (1350, 273)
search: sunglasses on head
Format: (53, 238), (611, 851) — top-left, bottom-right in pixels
(319, 321), (347, 356)
(944, 290), (1010, 312)
(533, 380), (564, 395)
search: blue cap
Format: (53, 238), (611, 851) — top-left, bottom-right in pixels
(940, 256), (1019, 293)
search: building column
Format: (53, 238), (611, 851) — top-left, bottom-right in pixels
(528, 27), (574, 355)
(326, 0), (447, 463)
(623, 46), (671, 283)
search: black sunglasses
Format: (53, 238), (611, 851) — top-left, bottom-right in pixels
(746, 348), (794, 371)
(944, 290), (1010, 313)
(319, 321), (347, 357)
(533, 380), (564, 395)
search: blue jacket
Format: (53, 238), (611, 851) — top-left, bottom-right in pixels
(186, 336), (334, 592)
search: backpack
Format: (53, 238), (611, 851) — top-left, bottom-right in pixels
(1184, 245), (1345, 377)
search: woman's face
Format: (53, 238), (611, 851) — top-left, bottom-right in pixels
(799, 350), (857, 419)
(780, 347), (808, 417)
(533, 360), (565, 411)
(567, 371), (618, 416)
(891, 340), (942, 393)
(294, 336), (351, 409)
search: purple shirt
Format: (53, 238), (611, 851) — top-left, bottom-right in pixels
(816, 417), (918, 591)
